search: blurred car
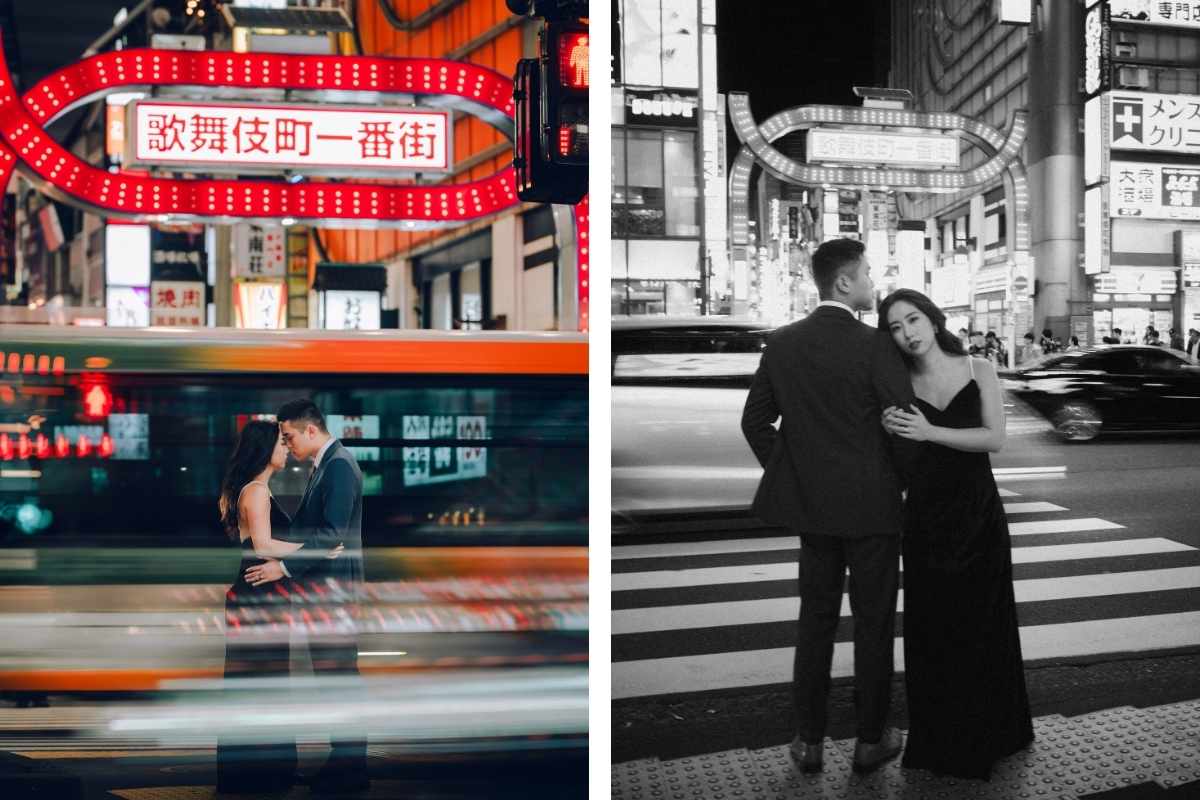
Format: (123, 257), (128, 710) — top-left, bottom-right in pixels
(611, 317), (771, 513)
(1002, 345), (1200, 442)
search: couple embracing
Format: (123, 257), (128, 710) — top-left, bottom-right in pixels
(215, 398), (368, 794)
(741, 238), (1034, 781)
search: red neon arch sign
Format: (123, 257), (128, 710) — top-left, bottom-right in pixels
(0, 48), (521, 226)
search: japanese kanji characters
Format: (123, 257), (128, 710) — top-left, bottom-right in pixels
(146, 114), (186, 152)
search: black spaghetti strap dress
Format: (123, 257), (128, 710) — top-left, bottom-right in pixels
(216, 490), (297, 794)
(900, 368), (1035, 781)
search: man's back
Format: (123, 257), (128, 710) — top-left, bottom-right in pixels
(741, 306), (915, 538)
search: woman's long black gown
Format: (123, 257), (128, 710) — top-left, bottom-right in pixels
(215, 494), (297, 794)
(900, 376), (1035, 781)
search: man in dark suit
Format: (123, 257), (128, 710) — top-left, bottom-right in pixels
(247, 399), (367, 793)
(741, 237), (917, 775)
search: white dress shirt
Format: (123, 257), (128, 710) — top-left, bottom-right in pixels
(280, 437), (337, 578)
(817, 300), (856, 315)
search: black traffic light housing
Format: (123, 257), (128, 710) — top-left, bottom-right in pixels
(510, 9), (588, 204)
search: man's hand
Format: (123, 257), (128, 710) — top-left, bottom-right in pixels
(246, 558), (285, 586)
(326, 544), (345, 560)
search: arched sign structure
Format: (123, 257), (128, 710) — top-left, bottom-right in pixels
(0, 47), (524, 229)
(726, 92), (1030, 256)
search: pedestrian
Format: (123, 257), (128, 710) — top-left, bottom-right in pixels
(1148, 331), (1163, 346)
(1170, 328), (1185, 350)
(1018, 332), (1042, 365)
(1039, 328), (1058, 354)
(958, 328), (969, 350)
(741, 237), (917, 776)
(984, 331), (1008, 368)
(879, 289), (1034, 781)
(1066, 336), (1082, 352)
(1142, 325), (1156, 345)
(968, 331), (987, 358)
(1112, 327), (1123, 344)
(1188, 329), (1200, 360)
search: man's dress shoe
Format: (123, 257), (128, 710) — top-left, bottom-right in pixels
(788, 735), (823, 773)
(852, 728), (903, 774)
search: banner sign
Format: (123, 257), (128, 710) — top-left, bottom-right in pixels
(1111, 0), (1200, 29)
(1111, 161), (1200, 219)
(1084, 2), (1110, 97)
(808, 129), (959, 167)
(1110, 92), (1200, 153)
(130, 101), (451, 174)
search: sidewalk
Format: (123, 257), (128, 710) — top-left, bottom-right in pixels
(612, 701), (1200, 800)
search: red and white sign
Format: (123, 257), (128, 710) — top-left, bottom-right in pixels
(233, 224), (286, 278)
(234, 281), (287, 330)
(150, 280), (206, 327)
(130, 101), (451, 174)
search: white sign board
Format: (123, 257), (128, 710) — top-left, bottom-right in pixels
(323, 289), (381, 330)
(325, 415), (380, 440)
(1095, 270), (1178, 294)
(1110, 92), (1200, 154)
(930, 262), (971, 308)
(106, 286), (150, 327)
(808, 129), (959, 167)
(1111, 0), (1200, 28)
(1110, 161), (1200, 220)
(108, 413), (150, 460)
(150, 280), (206, 327)
(233, 224), (286, 278)
(131, 101), (451, 174)
(234, 282), (287, 329)
(401, 414), (488, 487)
(105, 224), (151, 286)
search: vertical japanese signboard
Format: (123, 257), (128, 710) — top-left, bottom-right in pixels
(128, 102), (451, 175)
(234, 282), (287, 329)
(233, 224), (285, 278)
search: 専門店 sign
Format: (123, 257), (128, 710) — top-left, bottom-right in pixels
(1110, 92), (1200, 154)
(1110, 0), (1200, 29)
(623, 89), (698, 128)
(129, 101), (451, 175)
(807, 129), (959, 168)
(1111, 161), (1200, 220)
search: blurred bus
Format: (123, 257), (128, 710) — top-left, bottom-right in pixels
(0, 327), (588, 716)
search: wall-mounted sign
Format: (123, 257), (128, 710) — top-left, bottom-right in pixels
(106, 286), (150, 327)
(129, 101), (451, 174)
(623, 88), (698, 128)
(150, 280), (206, 327)
(930, 262), (971, 308)
(321, 289), (381, 330)
(1184, 262), (1200, 287)
(1095, 269), (1178, 294)
(997, 0), (1032, 25)
(807, 129), (959, 167)
(105, 224), (150, 286)
(1111, 0), (1200, 29)
(151, 226), (206, 283)
(1111, 161), (1200, 219)
(1084, 2), (1110, 97)
(1178, 229), (1200, 262)
(233, 223), (285, 278)
(1110, 92), (1200, 154)
(234, 281), (287, 329)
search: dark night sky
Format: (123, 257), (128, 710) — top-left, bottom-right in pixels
(717, 0), (890, 166)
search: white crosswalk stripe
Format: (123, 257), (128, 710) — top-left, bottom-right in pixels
(612, 487), (1200, 700)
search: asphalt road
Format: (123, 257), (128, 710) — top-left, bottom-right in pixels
(612, 431), (1200, 764)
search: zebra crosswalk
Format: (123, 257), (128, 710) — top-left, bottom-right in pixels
(611, 478), (1200, 701)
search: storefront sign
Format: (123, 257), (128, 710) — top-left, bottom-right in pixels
(1184, 262), (1200, 287)
(623, 89), (698, 128)
(1110, 92), (1200, 154)
(1084, 2), (1110, 97)
(1111, 161), (1200, 219)
(106, 286), (150, 327)
(105, 224), (151, 286)
(1110, 0), (1200, 29)
(150, 280), (206, 327)
(130, 101), (451, 174)
(322, 289), (381, 330)
(1094, 269), (1178, 294)
(234, 281), (287, 329)
(930, 262), (971, 308)
(233, 223), (285, 278)
(808, 129), (959, 168)
(151, 227), (206, 283)
(865, 193), (889, 230)
(974, 268), (1010, 294)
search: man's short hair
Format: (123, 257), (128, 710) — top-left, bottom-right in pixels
(811, 238), (866, 299)
(1113, 328), (1122, 335)
(277, 398), (328, 434)
(1023, 332), (1035, 341)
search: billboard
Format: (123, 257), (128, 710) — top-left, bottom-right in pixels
(1110, 161), (1200, 220)
(807, 129), (960, 168)
(1110, 92), (1200, 154)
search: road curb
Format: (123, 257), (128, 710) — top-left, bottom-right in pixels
(0, 750), (83, 799)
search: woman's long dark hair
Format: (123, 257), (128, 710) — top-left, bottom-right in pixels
(877, 288), (968, 364)
(219, 419), (280, 538)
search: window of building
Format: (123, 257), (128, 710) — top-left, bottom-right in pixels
(612, 128), (699, 238)
(984, 188), (1007, 260)
(415, 230), (493, 330)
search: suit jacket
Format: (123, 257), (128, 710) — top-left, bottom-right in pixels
(281, 440), (364, 602)
(740, 306), (918, 538)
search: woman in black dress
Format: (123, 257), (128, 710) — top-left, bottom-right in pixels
(215, 420), (342, 794)
(877, 289), (1034, 781)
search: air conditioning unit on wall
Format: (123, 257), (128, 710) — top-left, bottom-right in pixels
(1116, 67), (1150, 90)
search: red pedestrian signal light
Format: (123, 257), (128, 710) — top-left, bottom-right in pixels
(83, 385), (113, 418)
(558, 32), (589, 88)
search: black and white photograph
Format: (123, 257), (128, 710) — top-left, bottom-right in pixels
(611, 0), (1200, 796)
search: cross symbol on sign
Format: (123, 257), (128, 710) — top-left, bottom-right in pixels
(1116, 107), (1141, 133)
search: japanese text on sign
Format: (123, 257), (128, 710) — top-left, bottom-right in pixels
(1111, 0), (1200, 29)
(807, 129), (959, 168)
(1110, 92), (1200, 154)
(150, 280), (206, 327)
(401, 414), (488, 487)
(1111, 161), (1200, 220)
(132, 102), (450, 172)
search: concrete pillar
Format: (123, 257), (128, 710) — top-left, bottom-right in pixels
(213, 225), (232, 327)
(491, 214), (518, 330)
(552, 204), (578, 331)
(1026, 0), (1085, 341)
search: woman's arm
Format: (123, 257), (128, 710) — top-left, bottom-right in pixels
(240, 485), (305, 559)
(882, 360), (1006, 453)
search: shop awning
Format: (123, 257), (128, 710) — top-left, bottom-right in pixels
(313, 262), (387, 292)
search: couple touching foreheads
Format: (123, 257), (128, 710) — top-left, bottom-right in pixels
(215, 398), (368, 794)
(741, 238), (1034, 781)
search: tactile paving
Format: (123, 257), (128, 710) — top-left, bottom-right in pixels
(612, 701), (1200, 799)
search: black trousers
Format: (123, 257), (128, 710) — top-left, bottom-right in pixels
(309, 630), (368, 766)
(793, 532), (900, 744)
